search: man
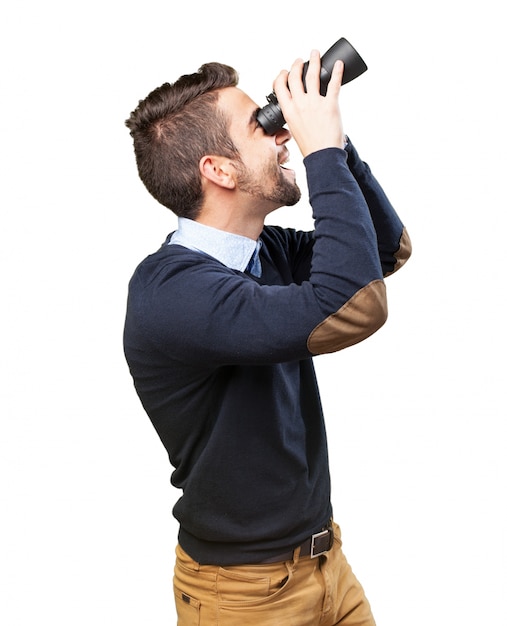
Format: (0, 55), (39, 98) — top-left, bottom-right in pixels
(124, 50), (411, 625)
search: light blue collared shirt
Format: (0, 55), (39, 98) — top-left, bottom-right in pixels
(168, 217), (263, 277)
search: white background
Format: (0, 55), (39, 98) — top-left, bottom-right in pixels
(1, 1), (506, 624)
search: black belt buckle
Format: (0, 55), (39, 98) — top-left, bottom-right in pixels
(310, 523), (334, 558)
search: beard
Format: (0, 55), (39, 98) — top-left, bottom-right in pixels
(235, 158), (301, 207)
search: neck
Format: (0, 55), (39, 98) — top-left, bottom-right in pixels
(194, 214), (264, 241)
(196, 193), (275, 241)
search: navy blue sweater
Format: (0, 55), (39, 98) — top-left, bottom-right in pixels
(123, 143), (411, 565)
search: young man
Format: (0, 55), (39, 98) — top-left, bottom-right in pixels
(124, 51), (411, 625)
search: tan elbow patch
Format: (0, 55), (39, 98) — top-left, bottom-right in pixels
(386, 228), (412, 277)
(307, 280), (388, 355)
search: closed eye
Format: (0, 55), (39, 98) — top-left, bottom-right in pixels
(250, 108), (263, 131)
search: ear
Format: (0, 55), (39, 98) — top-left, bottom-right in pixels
(199, 155), (236, 190)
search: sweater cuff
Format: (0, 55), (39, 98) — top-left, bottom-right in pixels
(303, 147), (350, 189)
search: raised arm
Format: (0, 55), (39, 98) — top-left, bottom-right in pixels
(345, 139), (411, 277)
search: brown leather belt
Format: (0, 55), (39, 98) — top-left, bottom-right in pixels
(260, 521), (334, 563)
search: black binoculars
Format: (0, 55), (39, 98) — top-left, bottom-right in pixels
(256, 37), (368, 135)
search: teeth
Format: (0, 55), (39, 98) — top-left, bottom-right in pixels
(279, 150), (290, 167)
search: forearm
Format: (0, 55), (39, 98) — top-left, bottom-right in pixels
(345, 139), (411, 276)
(303, 147), (387, 355)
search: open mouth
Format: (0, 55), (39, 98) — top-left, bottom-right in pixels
(278, 150), (293, 171)
(279, 161), (295, 183)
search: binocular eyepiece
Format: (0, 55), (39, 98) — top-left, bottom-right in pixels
(256, 37), (368, 135)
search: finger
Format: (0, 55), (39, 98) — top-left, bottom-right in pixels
(301, 49), (321, 93)
(273, 69), (291, 104)
(286, 58), (305, 96)
(325, 60), (344, 99)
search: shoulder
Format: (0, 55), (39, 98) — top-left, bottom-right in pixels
(127, 243), (250, 312)
(132, 243), (224, 283)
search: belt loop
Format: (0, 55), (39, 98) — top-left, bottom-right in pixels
(291, 546), (301, 570)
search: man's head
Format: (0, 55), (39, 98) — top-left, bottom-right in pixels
(125, 63), (240, 219)
(126, 62), (300, 221)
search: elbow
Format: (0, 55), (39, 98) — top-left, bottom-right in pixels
(386, 228), (412, 277)
(307, 280), (388, 355)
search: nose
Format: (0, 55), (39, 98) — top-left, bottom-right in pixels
(274, 127), (291, 145)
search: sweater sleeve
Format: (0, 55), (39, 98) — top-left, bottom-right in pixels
(126, 148), (390, 367)
(345, 138), (411, 276)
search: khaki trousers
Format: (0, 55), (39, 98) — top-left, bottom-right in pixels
(173, 523), (376, 625)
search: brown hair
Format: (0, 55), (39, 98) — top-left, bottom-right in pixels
(125, 63), (240, 218)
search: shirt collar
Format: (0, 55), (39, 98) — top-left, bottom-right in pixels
(168, 217), (262, 276)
